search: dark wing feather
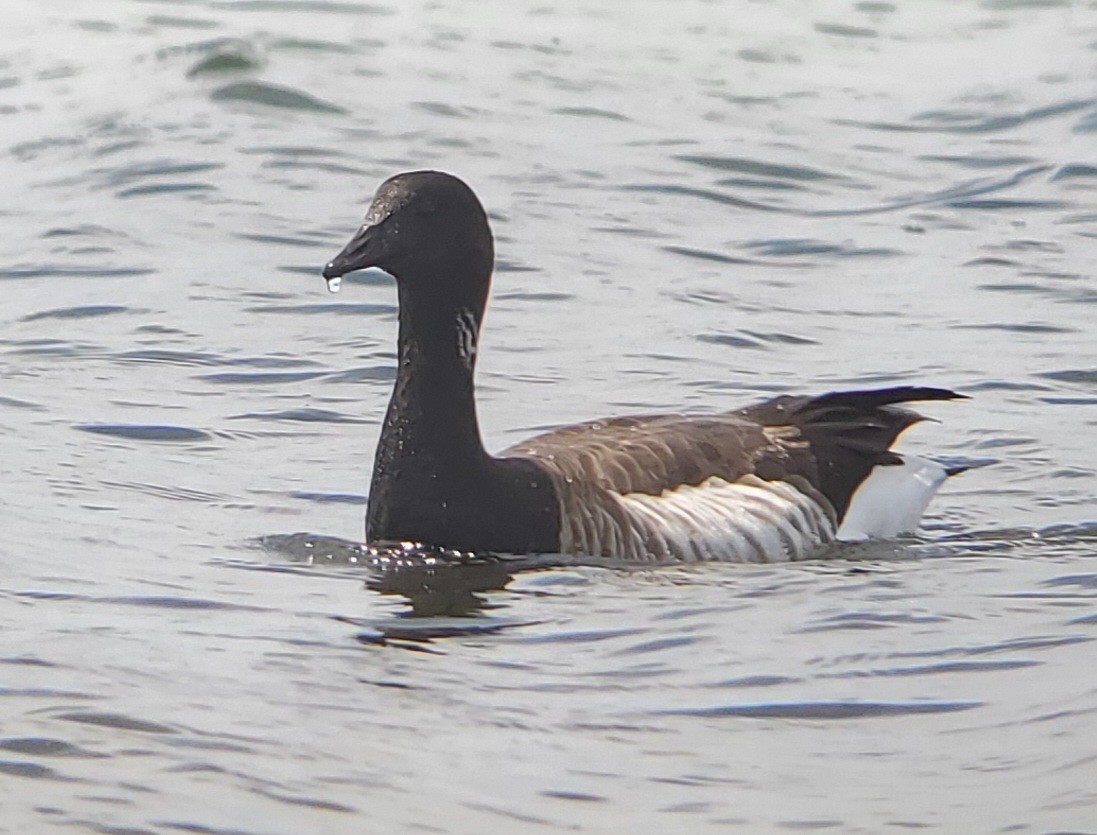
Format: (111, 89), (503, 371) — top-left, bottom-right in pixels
(501, 413), (777, 496)
(739, 386), (963, 517)
(501, 386), (963, 522)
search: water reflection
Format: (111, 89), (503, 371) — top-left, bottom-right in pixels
(363, 550), (519, 617)
(261, 520), (1097, 624)
(262, 532), (525, 617)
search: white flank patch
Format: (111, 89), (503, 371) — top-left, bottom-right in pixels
(837, 454), (949, 541)
(610, 475), (836, 563)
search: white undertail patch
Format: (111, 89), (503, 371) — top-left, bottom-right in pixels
(837, 454), (949, 540)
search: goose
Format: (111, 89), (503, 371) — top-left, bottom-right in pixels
(320, 170), (964, 563)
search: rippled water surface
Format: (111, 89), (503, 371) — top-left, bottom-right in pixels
(3, 0), (1097, 831)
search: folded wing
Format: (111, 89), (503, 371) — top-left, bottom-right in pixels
(502, 386), (962, 562)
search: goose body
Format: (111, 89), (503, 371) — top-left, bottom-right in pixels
(321, 171), (964, 563)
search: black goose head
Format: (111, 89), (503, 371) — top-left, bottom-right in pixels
(323, 170), (495, 316)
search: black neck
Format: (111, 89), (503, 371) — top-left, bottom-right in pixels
(366, 276), (487, 538)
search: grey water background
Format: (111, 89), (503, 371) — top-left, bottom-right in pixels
(2, 0), (1097, 831)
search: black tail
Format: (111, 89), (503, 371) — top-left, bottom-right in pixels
(741, 386), (965, 520)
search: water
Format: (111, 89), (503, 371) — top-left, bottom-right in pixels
(2, 0), (1096, 830)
